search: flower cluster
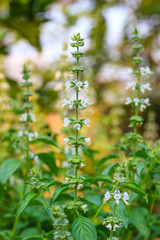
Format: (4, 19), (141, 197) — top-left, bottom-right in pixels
(103, 216), (122, 232)
(125, 28), (153, 165)
(29, 167), (45, 191)
(103, 190), (129, 205)
(62, 96), (91, 109)
(101, 160), (129, 239)
(52, 205), (71, 240)
(125, 28), (152, 117)
(18, 130), (38, 141)
(125, 97), (150, 112)
(21, 151), (39, 162)
(20, 64), (38, 164)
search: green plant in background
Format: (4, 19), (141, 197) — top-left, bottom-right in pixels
(10, 64), (39, 239)
(0, 30), (160, 240)
(125, 28), (152, 177)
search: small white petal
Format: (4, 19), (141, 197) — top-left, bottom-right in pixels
(84, 119), (90, 127)
(125, 97), (132, 105)
(63, 117), (70, 127)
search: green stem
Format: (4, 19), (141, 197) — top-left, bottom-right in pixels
(23, 84), (30, 195)
(74, 45), (79, 206)
(10, 216), (19, 240)
(42, 194), (49, 208)
(149, 195), (156, 224)
(92, 203), (105, 221)
(110, 203), (117, 240)
(132, 70), (140, 180)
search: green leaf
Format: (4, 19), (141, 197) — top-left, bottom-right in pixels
(42, 178), (62, 188)
(92, 175), (112, 184)
(84, 193), (102, 207)
(31, 136), (58, 147)
(96, 154), (119, 168)
(108, 199), (128, 229)
(38, 153), (58, 173)
(82, 145), (98, 160)
(72, 216), (97, 240)
(136, 162), (146, 175)
(130, 116), (143, 122)
(52, 186), (69, 203)
(122, 182), (146, 196)
(16, 192), (37, 216)
(129, 207), (150, 237)
(23, 235), (43, 240)
(0, 158), (21, 184)
(102, 163), (119, 176)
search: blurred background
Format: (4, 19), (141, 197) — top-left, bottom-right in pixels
(0, 0), (160, 160)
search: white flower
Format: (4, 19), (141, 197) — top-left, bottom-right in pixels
(65, 80), (71, 90)
(128, 68), (133, 74)
(29, 113), (36, 122)
(80, 162), (85, 168)
(18, 131), (23, 137)
(20, 113), (36, 122)
(81, 204), (88, 213)
(85, 137), (91, 145)
(104, 191), (111, 202)
(125, 97), (132, 105)
(28, 132), (38, 141)
(34, 155), (39, 162)
(140, 66), (152, 76)
(125, 82), (136, 90)
(68, 99), (75, 109)
(62, 161), (70, 168)
(63, 117), (70, 127)
(84, 119), (90, 127)
(140, 98), (150, 111)
(81, 97), (91, 108)
(83, 81), (89, 91)
(106, 223), (112, 230)
(62, 99), (69, 107)
(64, 177), (69, 183)
(71, 146), (82, 155)
(28, 133), (34, 141)
(29, 152), (35, 159)
(34, 132), (39, 138)
(20, 113), (27, 121)
(133, 98), (139, 106)
(144, 98), (150, 106)
(123, 192), (129, 205)
(74, 123), (81, 130)
(76, 81), (82, 89)
(113, 190), (122, 204)
(78, 184), (83, 190)
(24, 131), (28, 136)
(140, 104), (146, 111)
(64, 138), (69, 144)
(113, 224), (120, 231)
(62, 99), (74, 109)
(140, 83), (151, 93)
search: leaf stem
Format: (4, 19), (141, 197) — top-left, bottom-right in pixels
(74, 45), (79, 206)
(10, 216), (19, 240)
(92, 203), (105, 221)
(110, 202), (117, 240)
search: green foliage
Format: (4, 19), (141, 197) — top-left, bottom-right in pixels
(0, 158), (21, 184)
(72, 216), (97, 240)
(129, 207), (150, 238)
(0, 18), (160, 240)
(16, 192), (37, 216)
